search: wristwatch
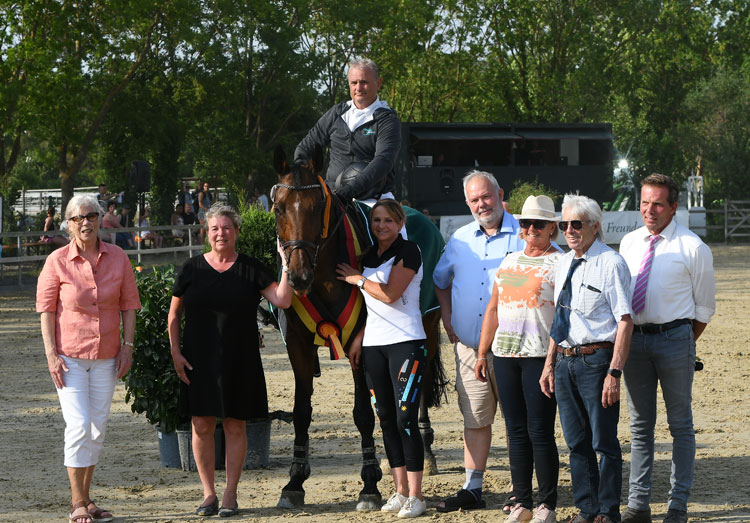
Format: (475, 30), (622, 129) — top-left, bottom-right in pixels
(607, 368), (622, 378)
(123, 341), (135, 348)
(356, 277), (366, 288)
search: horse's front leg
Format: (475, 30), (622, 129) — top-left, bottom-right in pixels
(419, 394), (438, 476)
(352, 366), (382, 511)
(278, 344), (314, 509)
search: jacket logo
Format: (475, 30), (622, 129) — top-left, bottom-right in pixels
(362, 128), (376, 136)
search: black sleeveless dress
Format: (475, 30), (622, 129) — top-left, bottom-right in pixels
(173, 254), (274, 420)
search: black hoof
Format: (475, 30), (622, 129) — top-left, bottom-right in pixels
(277, 490), (305, 509)
(356, 492), (382, 512)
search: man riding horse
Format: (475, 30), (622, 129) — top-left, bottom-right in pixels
(294, 58), (400, 203)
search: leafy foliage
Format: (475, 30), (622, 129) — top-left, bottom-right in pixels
(235, 191), (277, 273)
(506, 180), (561, 215)
(124, 264), (183, 433)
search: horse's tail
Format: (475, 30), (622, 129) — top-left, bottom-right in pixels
(425, 344), (449, 408)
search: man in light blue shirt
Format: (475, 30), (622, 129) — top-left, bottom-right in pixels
(433, 171), (524, 512)
(540, 193), (633, 523)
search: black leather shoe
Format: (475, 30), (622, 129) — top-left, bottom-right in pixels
(218, 502), (239, 517)
(196, 496), (218, 516)
(622, 507), (652, 523)
(663, 509), (687, 523)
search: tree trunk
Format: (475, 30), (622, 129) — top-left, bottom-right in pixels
(61, 171), (75, 218)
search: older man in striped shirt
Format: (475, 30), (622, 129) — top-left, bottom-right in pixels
(540, 193), (633, 523)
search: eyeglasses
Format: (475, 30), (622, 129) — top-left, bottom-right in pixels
(519, 219), (550, 229)
(558, 220), (585, 231)
(69, 212), (100, 224)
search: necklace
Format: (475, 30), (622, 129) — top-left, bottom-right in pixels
(525, 243), (553, 257)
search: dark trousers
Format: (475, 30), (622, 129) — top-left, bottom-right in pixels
(494, 356), (559, 509)
(362, 340), (426, 471)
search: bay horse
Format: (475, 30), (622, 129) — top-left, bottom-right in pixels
(271, 146), (446, 510)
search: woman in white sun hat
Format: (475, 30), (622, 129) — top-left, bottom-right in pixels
(474, 194), (563, 523)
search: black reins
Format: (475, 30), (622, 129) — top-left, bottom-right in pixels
(271, 173), (348, 271)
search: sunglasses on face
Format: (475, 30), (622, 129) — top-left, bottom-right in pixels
(69, 212), (100, 224)
(558, 220), (585, 231)
(519, 219), (551, 229)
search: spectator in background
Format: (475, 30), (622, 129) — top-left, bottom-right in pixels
(254, 187), (269, 211)
(138, 208), (163, 249)
(116, 204), (134, 249)
(197, 182), (212, 243)
(101, 202), (121, 244)
(41, 206), (69, 248)
(180, 182), (194, 210)
(172, 203), (186, 239)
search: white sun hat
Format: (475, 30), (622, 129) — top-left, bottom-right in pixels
(518, 195), (560, 221)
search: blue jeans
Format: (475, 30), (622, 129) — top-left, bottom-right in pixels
(555, 347), (622, 521)
(494, 356), (558, 510)
(624, 323), (696, 512)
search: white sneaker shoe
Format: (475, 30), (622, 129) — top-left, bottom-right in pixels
(531, 504), (557, 523)
(381, 492), (408, 513)
(506, 504), (533, 523)
(397, 496), (427, 518)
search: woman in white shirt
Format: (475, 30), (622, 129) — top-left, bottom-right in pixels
(337, 199), (427, 519)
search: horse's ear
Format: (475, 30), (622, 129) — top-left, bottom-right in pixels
(273, 145), (288, 176)
(309, 146), (325, 174)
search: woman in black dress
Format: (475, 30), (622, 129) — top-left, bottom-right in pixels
(168, 204), (291, 517)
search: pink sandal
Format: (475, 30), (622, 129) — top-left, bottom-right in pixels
(69, 501), (92, 523)
(85, 500), (114, 522)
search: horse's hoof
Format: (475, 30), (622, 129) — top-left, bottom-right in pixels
(424, 454), (439, 476)
(356, 494), (382, 512)
(277, 490), (305, 509)
(379, 457), (391, 475)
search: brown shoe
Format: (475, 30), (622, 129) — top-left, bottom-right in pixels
(568, 514), (592, 523)
(622, 506), (652, 523)
(593, 516), (614, 523)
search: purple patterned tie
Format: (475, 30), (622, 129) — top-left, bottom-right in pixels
(632, 235), (660, 314)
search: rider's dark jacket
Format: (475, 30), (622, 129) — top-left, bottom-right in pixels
(294, 101), (401, 201)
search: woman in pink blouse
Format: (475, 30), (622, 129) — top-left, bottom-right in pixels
(37, 194), (141, 523)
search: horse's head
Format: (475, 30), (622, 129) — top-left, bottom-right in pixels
(272, 145), (328, 295)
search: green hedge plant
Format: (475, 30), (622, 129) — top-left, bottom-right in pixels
(506, 180), (561, 215)
(124, 264), (184, 433)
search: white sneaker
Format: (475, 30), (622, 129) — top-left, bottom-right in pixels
(397, 496), (427, 518)
(381, 492), (407, 513)
(531, 504), (557, 523)
(506, 504), (533, 523)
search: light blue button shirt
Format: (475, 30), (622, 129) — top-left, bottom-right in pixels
(553, 239), (632, 347)
(433, 212), (525, 349)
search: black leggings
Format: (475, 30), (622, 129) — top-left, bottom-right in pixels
(494, 356), (559, 509)
(362, 339), (426, 472)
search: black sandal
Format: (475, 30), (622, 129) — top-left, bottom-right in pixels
(196, 496), (219, 516)
(436, 489), (486, 513)
(502, 492), (517, 514)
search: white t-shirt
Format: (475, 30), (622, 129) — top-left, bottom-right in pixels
(361, 235), (426, 346)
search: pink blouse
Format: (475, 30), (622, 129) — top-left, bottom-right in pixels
(36, 240), (141, 359)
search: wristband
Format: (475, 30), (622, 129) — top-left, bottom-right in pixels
(477, 357), (487, 361)
(123, 341), (134, 348)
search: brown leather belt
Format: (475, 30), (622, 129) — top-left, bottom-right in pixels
(557, 341), (614, 357)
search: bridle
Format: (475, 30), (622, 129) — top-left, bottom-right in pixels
(271, 170), (346, 270)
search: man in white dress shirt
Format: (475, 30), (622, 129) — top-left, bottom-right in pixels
(619, 174), (716, 523)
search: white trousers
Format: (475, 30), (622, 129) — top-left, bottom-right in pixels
(56, 356), (117, 468)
